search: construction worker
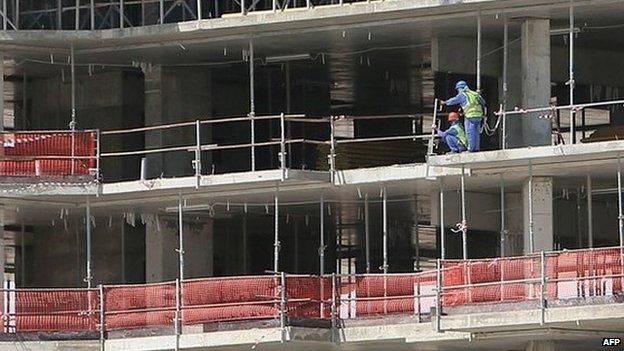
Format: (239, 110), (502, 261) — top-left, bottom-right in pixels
(441, 81), (486, 152)
(433, 112), (467, 153)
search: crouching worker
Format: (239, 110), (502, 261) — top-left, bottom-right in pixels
(434, 112), (467, 153)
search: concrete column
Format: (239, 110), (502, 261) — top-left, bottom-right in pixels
(520, 19), (551, 146)
(523, 177), (553, 254)
(525, 340), (555, 351)
(146, 215), (213, 283)
(143, 65), (212, 179)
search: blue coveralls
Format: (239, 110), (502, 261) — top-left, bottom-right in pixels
(437, 121), (467, 153)
(444, 91), (486, 152)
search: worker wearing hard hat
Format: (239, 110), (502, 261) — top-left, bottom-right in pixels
(441, 81), (486, 152)
(433, 112), (467, 153)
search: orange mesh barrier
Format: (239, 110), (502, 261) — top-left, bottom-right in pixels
(286, 275), (330, 319)
(335, 272), (437, 318)
(13, 289), (99, 332)
(104, 282), (175, 330)
(181, 276), (279, 325)
(0, 131), (96, 177)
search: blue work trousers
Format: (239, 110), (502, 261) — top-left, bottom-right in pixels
(443, 134), (467, 153)
(464, 117), (483, 152)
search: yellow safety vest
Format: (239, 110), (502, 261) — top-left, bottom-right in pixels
(462, 89), (485, 118)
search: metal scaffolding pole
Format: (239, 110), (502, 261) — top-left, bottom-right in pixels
(502, 15), (508, 150)
(460, 166), (467, 260)
(119, 0), (124, 28)
(618, 157), (623, 248)
(274, 190), (280, 272)
(319, 196), (325, 275)
(528, 160), (535, 253)
(568, 3), (575, 143)
(121, 219), (126, 283)
(75, 0), (80, 30)
(70, 44), (76, 129)
(364, 193), (370, 273)
(90, 0), (94, 29)
(249, 39), (256, 171)
(382, 186), (388, 274)
(196, 0), (202, 20)
(178, 195), (184, 281)
(476, 13), (482, 91)
(20, 220), (25, 286)
(440, 181), (445, 259)
(587, 174), (593, 248)
(86, 196), (93, 288)
(500, 174), (506, 257)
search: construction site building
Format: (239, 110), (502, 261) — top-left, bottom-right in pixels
(0, 0), (623, 350)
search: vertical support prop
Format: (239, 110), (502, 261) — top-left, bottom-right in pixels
(280, 112), (286, 181)
(75, 0), (80, 30)
(86, 196), (93, 288)
(330, 273), (337, 343)
(249, 39), (255, 171)
(540, 250), (546, 326)
(90, 0), (95, 30)
(440, 181), (445, 259)
(319, 196), (325, 318)
(587, 174), (593, 248)
(70, 44), (77, 175)
(119, 0), (124, 28)
(476, 13), (482, 92)
(274, 190), (280, 273)
(329, 116), (336, 184)
(500, 174), (506, 257)
(279, 271), (286, 343)
(99, 284), (105, 351)
(121, 219), (126, 283)
(196, 0), (202, 20)
(159, 0), (164, 24)
(502, 15), (508, 149)
(460, 165), (467, 259)
(528, 160), (535, 253)
(435, 258), (442, 332)
(174, 278), (181, 351)
(618, 156), (624, 291)
(20, 221), (25, 286)
(194, 120), (201, 188)
(178, 195), (184, 281)
(364, 193), (370, 273)
(568, 3), (575, 144)
(382, 186), (388, 314)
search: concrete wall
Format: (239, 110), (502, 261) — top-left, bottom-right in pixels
(145, 215), (213, 282)
(26, 70), (144, 181)
(28, 218), (145, 287)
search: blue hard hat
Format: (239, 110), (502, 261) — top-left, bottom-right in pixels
(455, 80), (468, 91)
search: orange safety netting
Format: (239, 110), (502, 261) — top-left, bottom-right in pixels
(286, 275), (331, 319)
(13, 289), (99, 332)
(0, 131), (96, 177)
(337, 272), (437, 317)
(104, 282), (175, 330)
(181, 276), (279, 325)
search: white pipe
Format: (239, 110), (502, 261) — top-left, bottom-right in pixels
(364, 194), (370, 273)
(502, 15), (508, 150)
(86, 196), (92, 288)
(382, 186), (388, 274)
(587, 174), (593, 248)
(461, 166), (467, 259)
(249, 39), (255, 172)
(569, 3), (575, 144)
(528, 160), (535, 253)
(319, 196), (325, 276)
(476, 13), (482, 92)
(121, 219), (126, 283)
(440, 181), (445, 259)
(178, 194), (184, 281)
(274, 190), (279, 272)
(618, 156), (623, 248)
(500, 174), (506, 257)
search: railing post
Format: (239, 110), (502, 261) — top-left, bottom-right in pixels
(435, 258), (442, 332)
(119, 0), (124, 28)
(194, 120), (201, 189)
(159, 0), (164, 24)
(196, 0), (202, 20)
(279, 272), (286, 343)
(427, 98), (439, 156)
(330, 273), (337, 343)
(241, 0), (245, 14)
(280, 112), (286, 181)
(99, 284), (105, 351)
(96, 129), (101, 182)
(175, 278), (181, 351)
(415, 276), (421, 323)
(329, 115), (336, 185)
(540, 251), (546, 326)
